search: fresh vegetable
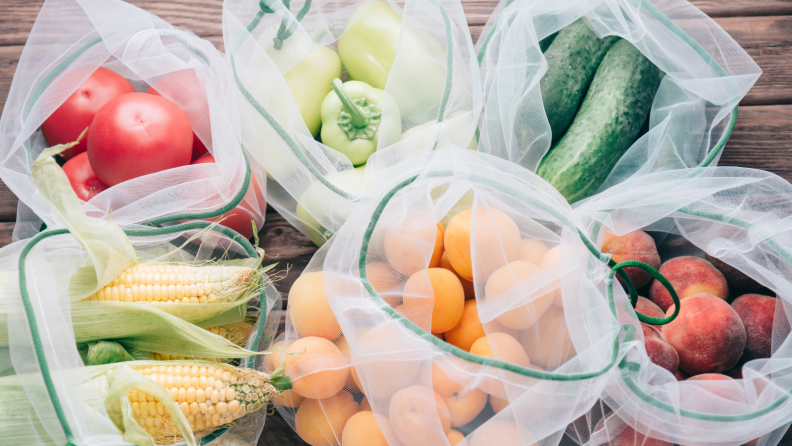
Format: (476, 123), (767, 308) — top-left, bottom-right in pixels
(62, 151), (109, 201)
(41, 67), (135, 160)
(337, 1), (446, 122)
(85, 263), (255, 304)
(87, 92), (193, 186)
(539, 32), (558, 53)
(0, 361), (288, 446)
(320, 79), (401, 165)
(540, 19), (619, 140)
(150, 317), (257, 361)
(284, 46), (343, 137)
(147, 84), (209, 161)
(190, 154), (266, 240)
(537, 39), (661, 203)
(401, 111), (478, 152)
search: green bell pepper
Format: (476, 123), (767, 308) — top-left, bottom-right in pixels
(283, 46), (342, 137)
(320, 79), (401, 166)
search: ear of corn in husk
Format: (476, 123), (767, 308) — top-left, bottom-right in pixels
(0, 360), (289, 446)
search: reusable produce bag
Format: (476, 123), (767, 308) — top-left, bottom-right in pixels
(269, 149), (792, 446)
(0, 0), (266, 241)
(223, 0), (481, 246)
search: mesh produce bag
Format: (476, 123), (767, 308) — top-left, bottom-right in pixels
(0, 132), (282, 446)
(269, 149), (792, 446)
(0, 0), (266, 241)
(223, 0), (481, 246)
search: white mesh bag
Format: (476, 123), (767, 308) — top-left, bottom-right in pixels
(223, 0), (481, 246)
(0, 0), (266, 241)
(269, 149), (792, 446)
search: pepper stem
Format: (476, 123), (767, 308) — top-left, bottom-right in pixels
(331, 79), (369, 128)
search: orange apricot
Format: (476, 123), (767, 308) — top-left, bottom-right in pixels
(403, 268), (465, 333)
(447, 429), (469, 446)
(444, 300), (486, 352)
(440, 251), (476, 300)
(485, 261), (554, 330)
(342, 411), (398, 446)
(359, 396), (371, 411)
(295, 389), (359, 446)
(365, 262), (404, 307)
(356, 325), (421, 398)
(267, 341), (285, 372)
(469, 420), (538, 446)
(272, 388), (305, 408)
(431, 359), (474, 398)
(285, 336), (350, 399)
(490, 394), (508, 414)
(385, 209), (444, 276)
(524, 306), (576, 369)
(290, 271), (342, 340)
(389, 385), (451, 446)
(540, 244), (587, 308)
(444, 388), (488, 427)
(444, 208), (521, 282)
(518, 239), (549, 266)
(469, 332), (531, 397)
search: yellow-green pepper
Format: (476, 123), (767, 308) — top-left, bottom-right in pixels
(283, 46), (342, 137)
(320, 79), (401, 166)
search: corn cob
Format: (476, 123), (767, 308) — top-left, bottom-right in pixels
(118, 364), (275, 441)
(86, 264), (254, 304)
(148, 318), (258, 362)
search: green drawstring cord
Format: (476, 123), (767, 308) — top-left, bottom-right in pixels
(609, 260), (681, 326)
(258, 0), (313, 50)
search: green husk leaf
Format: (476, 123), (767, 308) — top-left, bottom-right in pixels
(84, 341), (135, 365)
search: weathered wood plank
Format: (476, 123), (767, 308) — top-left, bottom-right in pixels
(718, 104), (792, 176)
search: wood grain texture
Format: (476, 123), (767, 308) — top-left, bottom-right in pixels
(718, 104), (792, 176)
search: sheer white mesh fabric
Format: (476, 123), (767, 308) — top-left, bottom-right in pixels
(0, 0), (264, 242)
(269, 149), (792, 446)
(0, 226), (280, 445)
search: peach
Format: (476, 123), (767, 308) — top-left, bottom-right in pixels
(295, 389), (359, 446)
(403, 268), (465, 333)
(444, 208), (521, 282)
(674, 369), (690, 381)
(643, 324), (679, 374)
(444, 388), (488, 427)
(731, 294), (777, 361)
(602, 229), (661, 288)
(286, 336), (350, 399)
(439, 251), (476, 300)
(485, 260), (554, 330)
(663, 293), (746, 375)
(447, 429), (469, 446)
(365, 262), (405, 307)
(705, 253), (762, 291)
(635, 296), (665, 320)
(389, 385), (451, 446)
(592, 414), (670, 446)
(290, 271), (342, 340)
(687, 373), (745, 403)
(518, 239), (549, 266)
(342, 411), (398, 446)
(385, 210), (444, 276)
(649, 256), (729, 312)
(524, 306), (576, 369)
(444, 300), (486, 352)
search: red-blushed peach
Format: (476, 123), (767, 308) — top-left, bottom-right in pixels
(687, 373), (745, 403)
(643, 324), (679, 374)
(389, 385), (451, 446)
(635, 296), (665, 319)
(662, 293), (746, 375)
(705, 253), (762, 291)
(674, 369), (690, 381)
(649, 256), (729, 312)
(725, 366), (743, 380)
(731, 294), (777, 361)
(592, 414), (671, 446)
(602, 229), (661, 288)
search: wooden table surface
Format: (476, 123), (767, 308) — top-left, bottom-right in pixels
(1, 0), (791, 444)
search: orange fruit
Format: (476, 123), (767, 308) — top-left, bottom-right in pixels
(272, 388), (305, 408)
(356, 325), (421, 398)
(518, 239), (549, 266)
(359, 396), (371, 411)
(342, 411), (398, 446)
(403, 268), (465, 333)
(351, 365), (364, 394)
(389, 385), (451, 446)
(447, 429), (469, 446)
(444, 208), (521, 282)
(431, 359), (475, 398)
(524, 306), (576, 369)
(290, 271), (342, 340)
(434, 332), (444, 340)
(444, 300), (486, 352)
(485, 260), (554, 330)
(335, 335), (364, 394)
(295, 389), (359, 446)
(444, 388), (488, 427)
(285, 336), (350, 399)
(267, 341), (285, 371)
(490, 394), (508, 414)
(365, 262), (404, 307)
(439, 251), (475, 300)
(540, 244), (586, 308)
(469, 420), (538, 446)
(385, 210), (444, 276)
(469, 332), (531, 398)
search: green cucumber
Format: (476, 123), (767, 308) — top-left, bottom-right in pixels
(539, 32), (558, 53)
(541, 19), (619, 140)
(537, 39), (662, 203)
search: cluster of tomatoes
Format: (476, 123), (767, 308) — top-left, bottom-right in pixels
(43, 67), (263, 239)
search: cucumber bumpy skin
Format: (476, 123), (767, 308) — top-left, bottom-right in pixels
(537, 39), (662, 204)
(541, 19), (619, 141)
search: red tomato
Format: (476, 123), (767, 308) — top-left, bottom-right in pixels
(189, 155), (266, 239)
(62, 152), (109, 201)
(146, 86), (209, 161)
(41, 67), (135, 160)
(87, 92), (193, 186)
